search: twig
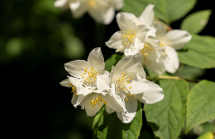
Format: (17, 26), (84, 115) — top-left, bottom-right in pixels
(146, 76), (199, 83)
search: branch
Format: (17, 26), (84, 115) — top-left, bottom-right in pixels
(146, 76), (199, 83)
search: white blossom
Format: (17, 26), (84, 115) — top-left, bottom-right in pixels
(140, 23), (192, 74)
(54, 0), (124, 24)
(115, 4), (156, 37)
(105, 4), (158, 57)
(60, 47), (124, 116)
(105, 13), (147, 56)
(107, 54), (164, 123)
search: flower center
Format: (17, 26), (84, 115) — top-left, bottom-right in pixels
(89, 94), (107, 108)
(126, 94), (140, 101)
(122, 30), (136, 46)
(69, 83), (78, 97)
(159, 38), (171, 48)
(114, 71), (138, 100)
(87, 0), (97, 8)
(131, 17), (142, 25)
(140, 43), (154, 65)
(80, 67), (98, 89)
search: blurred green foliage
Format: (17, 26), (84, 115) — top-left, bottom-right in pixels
(181, 10), (212, 34)
(1, 0), (214, 139)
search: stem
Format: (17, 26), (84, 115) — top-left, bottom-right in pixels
(146, 76), (199, 83)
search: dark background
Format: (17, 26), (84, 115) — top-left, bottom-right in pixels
(1, 0), (214, 138)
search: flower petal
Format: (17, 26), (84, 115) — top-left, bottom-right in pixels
(71, 94), (78, 105)
(69, 1), (87, 18)
(68, 76), (81, 88)
(105, 31), (124, 52)
(116, 12), (136, 31)
(153, 22), (166, 39)
(124, 38), (144, 56)
(139, 4), (155, 27)
(145, 59), (166, 75)
(117, 98), (137, 123)
(106, 106), (114, 114)
(136, 25), (147, 42)
(126, 78), (149, 94)
(137, 79), (164, 104)
(113, 0), (124, 10)
(114, 53), (142, 75)
(65, 60), (90, 78)
(68, 76), (90, 96)
(87, 47), (105, 73)
(145, 38), (160, 49)
(72, 94), (85, 107)
(165, 30), (192, 50)
(103, 93), (124, 113)
(141, 39), (165, 74)
(102, 6), (115, 25)
(97, 71), (111, 91)
(141, 40), (161, 65)
(162, 46), (179, 73)
(80, 93), (101, 116)
(146, 26), (156, 38)
(110, 83), (126, 111)
(60, 78), (71, 88)
(88, 5), (104, 23)
(69, 1), (80, 10)
(54, 0), (67, 7)
(129, 63), (146, 78)
(117, 12), (136, 21)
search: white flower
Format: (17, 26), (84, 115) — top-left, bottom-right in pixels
(54, 0), (124, 25)
(115, 4), (156, 37)
(60, 47), (124, 116)
(105, 4), (158, 56)
(105, 13), (147, 56)
(140, 23), (192, 74)
(107, 54), (164, 123)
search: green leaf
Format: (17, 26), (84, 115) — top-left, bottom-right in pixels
(64, 35), (85, 59)
(188, 82), (196, 91)
(197, 132), (214, 139)
(178, 34), (215, 69)
(122, 0), (196, 24)
(181, 10), (211, 34)
(201, 122), (215, 134)
(145, 80), (188, 139)
(174, 64), (205, 80)
(185, 80), (215, 133)
(173, 64), (204, 91)
(5, 38), (25, 57)
(202, 36), (215, 42)
(92, 102), (142, 139)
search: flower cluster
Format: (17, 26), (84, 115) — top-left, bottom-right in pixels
(60, 47), (164, 123)
(59, 3), (191, 123)
(106, 4), (192, 75)
(54, 0), (124, 25)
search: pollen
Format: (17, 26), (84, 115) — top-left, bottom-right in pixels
(70, 85), (77, 94)
(159, 38), (170, 48)
(115, 71), (135, 98)
(89, 94), (108, 108)
(122, 30), (136, 46)
(81, 66), (98, 85)
(140, 43), (154, 66)
(87, 0), (97, 8)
